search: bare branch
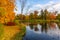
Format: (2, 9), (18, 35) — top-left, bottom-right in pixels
(19, 0), (27, 14)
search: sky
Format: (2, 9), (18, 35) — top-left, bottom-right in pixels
(15, 0), (60, 14)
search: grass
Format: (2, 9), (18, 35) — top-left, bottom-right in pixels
(0, 23), (26, 40)
(1, 26), (20, 40)
(0, 23), (4, 39)
(10, 27), (26, 40)
(21, 20), (60, 23)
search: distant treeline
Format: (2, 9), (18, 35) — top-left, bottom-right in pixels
(15, 9), (60, 22)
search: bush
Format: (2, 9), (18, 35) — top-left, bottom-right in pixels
(14, 20), (22, 25)
(5, 22), (16, 26)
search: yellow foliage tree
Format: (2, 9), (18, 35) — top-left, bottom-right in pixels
(0, 0), (15, 23)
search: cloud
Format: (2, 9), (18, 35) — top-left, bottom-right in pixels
(28, 1), (54, 11)
(48, 3), (60, 12)
(29, 1), (60, 13)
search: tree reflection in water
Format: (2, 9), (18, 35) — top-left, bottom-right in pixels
(41, 23), (48, 33)
(29, 24), (34, 30)
(29, 23), (48, 33)
(34, 24), (39, 31)
(29, 22), (58, 33)
(23, 23), (60, 40)
(57, 23), (60, 29)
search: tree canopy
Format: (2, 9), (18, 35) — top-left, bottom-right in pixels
(0, 0), (15, 23)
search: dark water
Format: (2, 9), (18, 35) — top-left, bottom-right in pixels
(23, 23), (60, 40)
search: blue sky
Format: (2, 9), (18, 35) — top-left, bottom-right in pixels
(15, 0), (60, 14)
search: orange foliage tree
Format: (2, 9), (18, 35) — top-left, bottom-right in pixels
(0, 0), (15, 23)
(49, 13), (56, 20)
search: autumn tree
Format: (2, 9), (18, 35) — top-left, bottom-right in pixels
(25, 15), (29, 20)
(0, 0), (15, 23)
(49, 12), (56, 20)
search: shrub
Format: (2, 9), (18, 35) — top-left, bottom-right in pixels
(14, 20), (21, 25)
(5, 22), (16, 26)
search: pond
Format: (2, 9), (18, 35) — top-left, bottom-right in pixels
(23, 22), (60, 40)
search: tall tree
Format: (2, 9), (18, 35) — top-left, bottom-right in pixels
(56, 14), (60, 21)
(29, 13), (34, 20)
(44, 9), (49, 20)
(19, 0), (27, 14)
(0, 0), (15, 23)
(40, 10), (44, 20)
(33, 11), (38, 19)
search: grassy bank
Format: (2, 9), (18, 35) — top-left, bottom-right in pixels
(0, 23), (26, 40)
(21, 20), (59, 23)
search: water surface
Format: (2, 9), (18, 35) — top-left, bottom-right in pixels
(23, 23), (60, 40)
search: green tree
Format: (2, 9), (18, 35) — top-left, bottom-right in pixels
(56, 14), (60, 21)
(44, 9), (49, 20)
(29, 13), (34, 20)
(33, 11), (38, 20)
(40, 10), (44, 20)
